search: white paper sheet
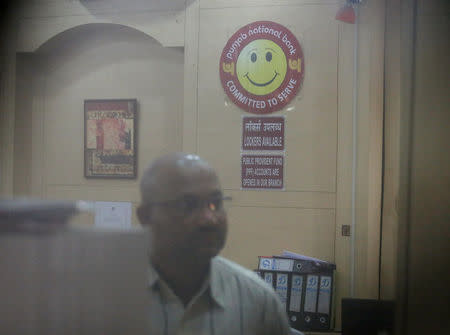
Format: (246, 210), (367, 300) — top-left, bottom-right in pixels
(94, 201), (132, 228)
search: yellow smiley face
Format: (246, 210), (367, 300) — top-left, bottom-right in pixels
(236, 39), (287, 96)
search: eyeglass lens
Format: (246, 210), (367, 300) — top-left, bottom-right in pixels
(182, 195), (224, 214)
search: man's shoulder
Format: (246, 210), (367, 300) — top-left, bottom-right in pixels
(211, 257), (291, 333)
(212, 256), (273, 292)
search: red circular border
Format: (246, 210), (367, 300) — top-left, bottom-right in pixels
(219, 21), (304, 114)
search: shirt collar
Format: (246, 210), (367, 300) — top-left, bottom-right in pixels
(147, 263), (159, 289)
(147, 257), (225, 308)
(210, 257), (225, 308)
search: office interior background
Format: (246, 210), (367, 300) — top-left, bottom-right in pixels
(0, 0), (448, 334)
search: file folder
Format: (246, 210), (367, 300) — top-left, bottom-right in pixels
(255, 270), (295, 311)
(273, 255), (336, 273)
(287, 274), (305, 330)
(257, 253), (336, 332)
(275, 272), (290, 309)
(258, 256), (275, 270)
(254, 269), (276, 289)
(303, 274), (319, 328)
(263, 271), (275, 288)
(316, 275), (333, 330)
(258, 256), (295, 271)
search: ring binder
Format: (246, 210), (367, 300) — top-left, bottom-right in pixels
(256, 253), (336, 332)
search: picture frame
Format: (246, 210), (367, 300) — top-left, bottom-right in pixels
(84, 99), (137, 178)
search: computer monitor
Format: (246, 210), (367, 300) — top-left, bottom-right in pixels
(0, 200), (150, 335)
(341, 298), (395, 335)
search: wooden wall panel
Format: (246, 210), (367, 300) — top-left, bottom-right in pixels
(223, 206), (336, 269)
(13, 24), (184, 227)
(40, 25), (184, 190)
(196, 5), (339, 193)
(3, 1), (388, 332)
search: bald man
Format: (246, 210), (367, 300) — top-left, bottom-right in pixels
(137, 153), (290, 335)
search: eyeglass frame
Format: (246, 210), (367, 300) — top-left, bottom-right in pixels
(143, 193), (232, 216)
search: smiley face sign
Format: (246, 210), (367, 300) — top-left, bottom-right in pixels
(236, 39), (287, 96)
(220, 21), (304, 114)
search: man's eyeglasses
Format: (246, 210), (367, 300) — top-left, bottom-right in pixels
(148, 194), (232, 216)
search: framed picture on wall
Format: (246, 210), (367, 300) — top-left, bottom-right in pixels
(84, 99), (137, 178)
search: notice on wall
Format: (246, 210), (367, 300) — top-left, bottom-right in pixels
(241, 154), (284, 189)
(94, 201), (132, 228)
(242, 116), (285, 151)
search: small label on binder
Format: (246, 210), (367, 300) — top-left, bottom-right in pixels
(275, 273), (289, 308)
(317, 276), (332, 314)
(264, 272), (274, 286)
(304, 275), (319, 312)
(259, 257), (273, 270)
(259, 257), (293, 271)
(289, 274), (303, 312)
(274, 258), (294, 271)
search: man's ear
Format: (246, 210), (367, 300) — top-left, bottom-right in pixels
(137, 205), (151, 225)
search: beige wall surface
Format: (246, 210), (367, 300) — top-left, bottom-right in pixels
(14, 23), (184, 224)
(2, 0), (388, 332)
(194, 0), (339, 269)
(16, 0), (185, 51)
(184, 0), (385, 328)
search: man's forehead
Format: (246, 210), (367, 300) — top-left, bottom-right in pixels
(155, 153), (207, 172)
(141, 154), (220, 201)
(159, 155), (214, 179)
(175, 154), (202, 166)
(157, 168), (219, 200)
(165, 163), (217, 186)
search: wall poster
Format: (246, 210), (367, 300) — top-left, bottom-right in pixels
(84, 99), (137, 178)
(94, 201), (132, 228)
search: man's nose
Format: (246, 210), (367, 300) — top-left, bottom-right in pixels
(197, 204), (219, 224)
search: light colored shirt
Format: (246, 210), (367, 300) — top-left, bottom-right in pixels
(147, 256), (291, 335)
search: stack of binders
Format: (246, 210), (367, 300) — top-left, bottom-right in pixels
(255, 251), (336, 332)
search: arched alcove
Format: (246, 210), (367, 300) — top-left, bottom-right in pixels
(36, 23), (166, 54)
(14, 23), (184, 221)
